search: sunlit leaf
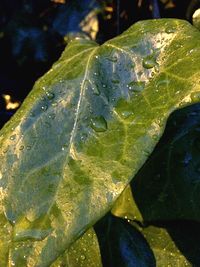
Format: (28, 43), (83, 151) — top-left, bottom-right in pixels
(1, 19), (200, 265)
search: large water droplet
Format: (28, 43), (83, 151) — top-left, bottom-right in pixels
(165, 27), (176, 34)
(90, 116), (107, 132)
(142, 55), (157, 69)
(10, 134), (16, 141)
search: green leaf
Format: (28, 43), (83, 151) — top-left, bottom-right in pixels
(1, 19), (200, 265)
(135, 222), (192, 266)
(52, 228), (102, 267)
(111, 185), (143, 221)
(131, 104), (200, 221)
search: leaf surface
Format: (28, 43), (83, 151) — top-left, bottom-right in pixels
(52, 228), (102, 267)
(1, 19), (200, 265)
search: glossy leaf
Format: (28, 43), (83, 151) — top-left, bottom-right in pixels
(1, 19), (200, 265)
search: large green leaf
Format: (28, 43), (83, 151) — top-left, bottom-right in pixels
(1, 19), (200, 265)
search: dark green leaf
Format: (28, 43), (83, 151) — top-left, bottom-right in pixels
(95, 214), (155, 267)
(131, 104), (200, 221)
(1, 19), (200, 265)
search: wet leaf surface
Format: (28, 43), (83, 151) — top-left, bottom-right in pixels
(1, 19), (200, 265)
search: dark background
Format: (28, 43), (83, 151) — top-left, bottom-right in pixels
(0, 0), (199, 127)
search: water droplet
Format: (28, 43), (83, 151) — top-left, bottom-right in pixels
(90, 116), (107, 132)
(142, 55), (157, 69)
(46, 91), (55, 100)
(127, 81), (145, 92)
(80, 254), (86, 260)
(92, 85), (100, 95)
(19, 145), (24, 151)
(51, 101), (58, 107)
(191, 91), (200, 102)
(165, 27), (176, 34)
(10, 134), (16, 141)
(41, 105), (48, 111)
(122, 110), (133, 119)
(27, 146), (31, 150)
(102, 84), (106, 88)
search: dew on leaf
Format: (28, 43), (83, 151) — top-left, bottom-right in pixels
(165, 27), (176, 34)
(127, 81), (145, 92)
(191, 91), (200, 102)
(90, 116), (107, 132)
(41, 105), (48, 111)
(27, 146), (31, 150)
(121, 110), (133, 119)
(80, 254), (86, 260)
(142, 55), (157, 69)
(92, 85), (100, 95)
(46, 91), (55, 100)
(10, 135), (16, 141)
